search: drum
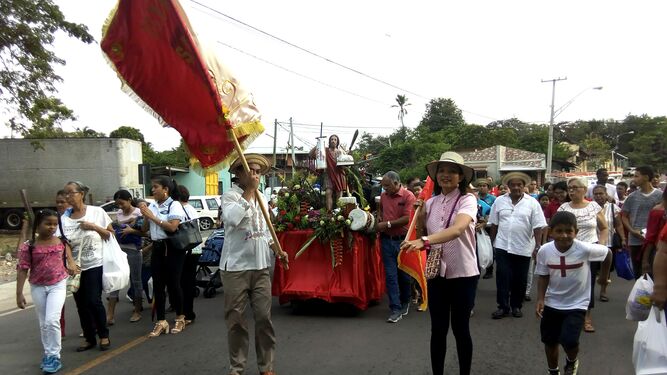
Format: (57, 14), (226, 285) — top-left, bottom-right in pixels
(315, 137), (327, 170)
(337, 196), (357, 216)
(349, 208), (376, 232)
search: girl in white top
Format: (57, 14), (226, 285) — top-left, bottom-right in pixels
(557, 177), (608, 333)
(176, 185), (201, 324)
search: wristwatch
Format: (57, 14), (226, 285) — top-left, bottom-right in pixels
(386, 221), (392, 228)
(421, 236), (431, 251)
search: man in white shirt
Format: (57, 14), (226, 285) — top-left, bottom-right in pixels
(585, 168), (619, 202)
(489, 172), (547, 319)
(220, 154), (288, 375)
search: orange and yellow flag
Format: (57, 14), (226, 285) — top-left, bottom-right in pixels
(398, 177), (434, 311)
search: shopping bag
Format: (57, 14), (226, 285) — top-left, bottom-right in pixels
(102, 235), (130, 293)
(615, 249), (635, 280)
(633, 307), (667, 375)
(627, 274), (654, 321)
(476, 231), (494, 270)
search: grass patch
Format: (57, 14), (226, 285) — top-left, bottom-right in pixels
(0, 234), (19, 256)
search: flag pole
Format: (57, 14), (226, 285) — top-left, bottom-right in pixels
(230, 130), (289, 270)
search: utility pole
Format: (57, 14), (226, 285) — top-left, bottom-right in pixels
(542, 77), (567, 181)
(290, 117), (296, 175)
(272, 119), (277, 189)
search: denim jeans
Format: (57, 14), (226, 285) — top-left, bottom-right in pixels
(495, 249), (530, 311)
(31, 278), (66, 358)
(381, 237), (412, 312)
(109, 245), (143, 300)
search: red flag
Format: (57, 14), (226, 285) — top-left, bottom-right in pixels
(100, 0), (263, 170)
(398, 177), (434, 311)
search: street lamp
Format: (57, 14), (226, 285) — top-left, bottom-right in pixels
(542, 80), (603, 181)
(612, 130), (635, 172)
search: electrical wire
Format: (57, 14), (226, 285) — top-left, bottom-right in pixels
(190, 0), (429, 100)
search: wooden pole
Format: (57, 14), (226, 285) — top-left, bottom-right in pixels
(404, 205), (422, 242)
(230, 130), (289, 270)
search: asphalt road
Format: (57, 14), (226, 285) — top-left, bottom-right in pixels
(0, 270), (638, 375)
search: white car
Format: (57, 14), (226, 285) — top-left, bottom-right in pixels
(187, 195), (221, 231)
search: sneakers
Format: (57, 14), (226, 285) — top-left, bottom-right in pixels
(491, 308), (510, 319)
(512, 308), (523, 318)
(400, 303), (410, 316)
(564, 358), (579, 375)
(547, 368), (560, 375)
(387, 311), (403, 323)
(40, 356), (47, 370)
(42, 356), (62, 374)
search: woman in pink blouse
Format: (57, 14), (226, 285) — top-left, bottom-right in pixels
(16, 210), (78, 374)
(401, 152), (479, 375)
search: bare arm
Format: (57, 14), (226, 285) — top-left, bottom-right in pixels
(598, 249), (612, 286)
(536, 275), (549, 318)
(596, 210), (609, 246)
(401, 213), (473, 252)
(652, 240), (667, 309)
(490, 224), (498, 244)
(16, 268), (28, 309)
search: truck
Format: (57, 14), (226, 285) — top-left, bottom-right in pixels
(0, 138), (144, 229)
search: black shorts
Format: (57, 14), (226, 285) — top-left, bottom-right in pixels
(540, 306), (586, 350)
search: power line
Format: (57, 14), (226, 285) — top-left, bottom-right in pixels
(189, 0), (429, 100)
(215, 40), (390, 106)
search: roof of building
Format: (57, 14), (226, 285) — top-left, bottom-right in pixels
(457, 145), (545, 168)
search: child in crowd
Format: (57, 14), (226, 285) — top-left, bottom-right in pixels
(16, 210), (79, 374)
(535, 211), (611, 375)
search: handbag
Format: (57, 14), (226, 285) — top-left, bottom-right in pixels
(166, 202), (203, 252)
(67, 245), (82, 293)
(616, 249), (635, 280)
(425, 195), (462, 280)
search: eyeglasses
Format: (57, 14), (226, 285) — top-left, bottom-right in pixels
(63, 191), (81, 196)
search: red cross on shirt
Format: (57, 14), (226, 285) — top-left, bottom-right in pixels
(547, 256), (584, 277)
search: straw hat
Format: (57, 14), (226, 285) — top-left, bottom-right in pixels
(425, 151), (474, 183)
(501, 171), (531, 187)
(473, 178), (490, 187)
(230, 154), (270, 174)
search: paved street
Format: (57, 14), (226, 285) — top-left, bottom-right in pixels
(0, 270), (637, 374)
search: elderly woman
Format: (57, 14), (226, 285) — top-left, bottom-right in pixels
(557, 177), (608, 333)
(60, 181), (113, 352)
(401, 152), (479, 375)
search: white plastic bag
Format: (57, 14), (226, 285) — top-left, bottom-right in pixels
(476, 231), (494, 270)
(627, 274), (654, 321)
(633, 307), (667, 375)
(102, 235), (130, 293)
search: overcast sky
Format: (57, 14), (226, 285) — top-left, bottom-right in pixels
(3, 0), (666, 152)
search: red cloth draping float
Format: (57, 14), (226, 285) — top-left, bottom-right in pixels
(272, 230), (384, 310)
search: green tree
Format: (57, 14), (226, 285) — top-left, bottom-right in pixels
(625, 115), (667, 171)
(416, 98), (465, 133)
(110, 126), (145, 143)
(1, 0), (94, 135)
(391, 94), (411, 129)
(581, 135), (611, 170)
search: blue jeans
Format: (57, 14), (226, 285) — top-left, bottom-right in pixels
(381, 237), (412, 312)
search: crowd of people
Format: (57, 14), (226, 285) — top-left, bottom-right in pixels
(13, 150), (667, 375)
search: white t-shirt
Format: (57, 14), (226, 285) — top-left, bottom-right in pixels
(557, 201), (602, 244)
(61, 206), (113, 271)
(535, 240), (609, 310)
(148, 198), (186, 240)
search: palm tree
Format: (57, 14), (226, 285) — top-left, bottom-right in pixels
(391, 94), (411, 128)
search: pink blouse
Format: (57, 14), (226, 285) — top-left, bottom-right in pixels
(425, 190), (480, 279)
(17, 242), (69, 286)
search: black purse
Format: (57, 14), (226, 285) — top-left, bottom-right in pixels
(611, 204), (623, 250)
(166, 202), (202, 252)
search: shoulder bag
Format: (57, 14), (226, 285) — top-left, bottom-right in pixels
(425, 194), (462, 280)
(166, 202), (202, 252)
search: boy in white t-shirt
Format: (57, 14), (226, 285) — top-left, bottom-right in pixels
(535, 211), (612, 375)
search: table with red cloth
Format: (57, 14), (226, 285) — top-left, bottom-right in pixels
(272, 230), (385, 310)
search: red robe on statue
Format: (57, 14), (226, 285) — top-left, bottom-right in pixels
(326, 148), (347, 192)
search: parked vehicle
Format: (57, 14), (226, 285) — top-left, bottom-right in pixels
(623, 167), (637, 177)
(188, 195), (221, 231)
(0, 138), (144, 229)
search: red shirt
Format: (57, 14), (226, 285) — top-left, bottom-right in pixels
(545, 199), (562, 220)
(380, 186), (416, 236)
(659, 220), (667, 243)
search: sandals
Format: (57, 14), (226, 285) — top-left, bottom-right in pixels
(584, 319), (595, 333)
(599, 295), (609, 302)
(171, 318), (186, 334)
(76, 341), (96, 352)
(148, 320), (170, 338)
